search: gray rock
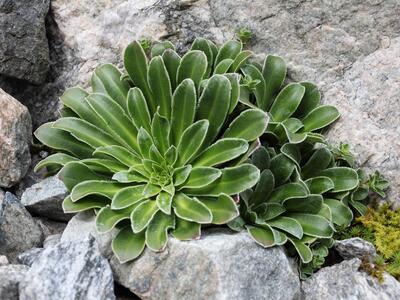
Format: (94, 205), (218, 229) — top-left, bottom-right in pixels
(0, 264), (29, 300)
(0, 255), (9, 266)
(0, 88), (32, 188)
(3, 0), (399, 129)
(61, 211), (116, 258)
(16, 248), (44, 267)
(19, 236), (115, 300)
(302, 259), (400, 300)
(111, 229), (301, 300)
(0, 192), (43, 261)
(335, 238), (377, 261)
(325, 37), (400, 207)
(43, 234), (62, 248)
(34, 217), (67, 238)
(21, 176), (71, 221)
(0, 0), (50, 84)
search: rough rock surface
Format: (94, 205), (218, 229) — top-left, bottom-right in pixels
(0, 264), (29, 300)
(0, 255), (9, 266)
(16, 248), (44, 267)
(0, 0), (50, 84)
(43, 233), (61, 248)
(61, 211), (115, 258)
(34, 217), (67, 238)
(21, 176), (71, 221)
(325, 37), (400, 206)
(0, 89), (32, 188)
(302, 259), (400, 300)
(19, 236), (115, 300)
(335, 238), (377, 261)
(110, 229), (301, 300)
(0, 192), (43, 261)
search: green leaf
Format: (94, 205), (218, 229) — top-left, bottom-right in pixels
(59, 162), (104, 191)
(34, 153), (78, 172)
(293, 82), (320, 118)
(142, 183), (162, 198)
(283, 194), (323, 214)
(131, 200), (159, 233)
(270, 153), (295, 186)
(170, 79), (196, 145)
(91, 64), (130, 111)
(156, 191), (173, 214)
(60, 87), (106, 130)
(180, 167), (222, 189)
(224, 73), (240, 113)
(224, 109), (268, 141)
(127, 87), (151, 132)
(268, 183), (308, 203)
(176, 50), (207, 89)
(34, 123), (93, 158)
(246, 225), (275, 247)
(53, 117), (120, 148)
(93, 145), (141, 167)
(301, 147), (333, 179)
(288, 238), (313, 263)
(286, 213), (334, 238)
(162, 49), (181, 90)
(176, 120), (209, 166)
(191, 37), (214, 77)
(214, 58), (234, 74)
(184, 164), (260, 196)
(112, 227), (145, 263)
(96, 205), (133, 233)
(230, 50), (253, 72)
(62, 195), (109, 213)
(214, 40), (242, 66)
(201, 194), (239, 224)
(305, 176), (334, 194)
(251, 169), (275, 207)
(151, 41), (175, 57)
(171, 218), (201, 240)
(241, 64), (266, 109)
(197, 74), (231, 146)
(319, 167), (359, 192)
(172, 193), (212, 223)
(173, 165), (192, 186)
(301, 105), (340, 132)
(71, 180), (124, 202)
(193, 138), (248, 167)
(137, 128), (153, 159)
(145, 211), (175, 251)
(262, 55), (287, 111)
(165, 146), (177, 165)
(81, 158), (126, 173)
(112, 170), (148, 183)
(324, 198), (353, 227)
(124, 41), (155, 113)
(269, 83), (305, 122)
(111, 185), (147, 209)
(148, 56), (173, 119)
(267, 216), (303, 239)
(251, 146), (270, 171)
(280, 143), (301, 168)
(151, 112), (170, 154)
(86, 93), (138, 151)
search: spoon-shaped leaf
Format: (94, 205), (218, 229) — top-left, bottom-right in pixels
(127, 87), (151, 132)
(96, 205), (134, 233)
(171, 218), (201, 240)
(268, 216), (303, 239)
(162, 49), (181, 90)
(286, 213), (334, 238)
(177, 50), (207, 89)
(145, 211), (175, 251)
(112, 227), (145, 263)
(305, 176), (334, 194)
(193, 138), (248, 167)
(131, 200), (159, 233)
(262, 55), (287, 111)
(170, 79), (197, 145)
(246, 225), (275, 247)
(180, 167), (222, 189)
(93, 145), (141, 167)
(288, 238), (312, 263)
(241, 64), (266, 109)
(71, 180), (125, 202)
(318, 167), (359, 192)
(34, 153), (78, 173)
(269, 83), (305, 122)
(172, 193), (212, 224)
(63, 195), (109, 213)
(293, 82), (320, 118)
(148, 56), (172, 119)
(111, 185), (147, 209)
(58, 162), (104, 191)
(301, 105), (340, 132)
(201, 194), (239, 224)
(223, 109), (269, 141)
(324, 198), (353, 227)
(214, 40), (242, 66)
(156, 191), (173, 215)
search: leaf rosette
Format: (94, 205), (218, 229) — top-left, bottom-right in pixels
(35, 40), (267, 262)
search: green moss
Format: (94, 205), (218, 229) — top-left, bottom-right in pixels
(337, 204), (400, 280)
